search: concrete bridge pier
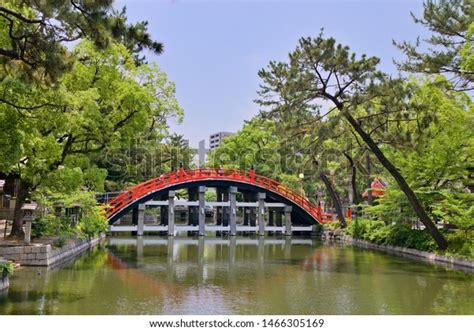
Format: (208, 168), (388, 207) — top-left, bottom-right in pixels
(198, 186), (206, 236)
(258, 193), (266, 236)
(137, 204), (145, 236)
(168, 191), (175, 236)
(229, 186), (237, 236)
(284, 205), (292, 236)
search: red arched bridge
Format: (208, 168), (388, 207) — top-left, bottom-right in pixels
(103, 168), (334, 236)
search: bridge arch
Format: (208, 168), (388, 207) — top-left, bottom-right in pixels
(105, 168), (323, 225)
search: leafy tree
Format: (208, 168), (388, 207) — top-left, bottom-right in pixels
(208, 116), (352, 225)
(395, 0), (473, 90)
(373, 78), (473, 233)
(97, 133), (192, 192)
(256, 34), (449, 248)
(0, 0), (163, 83)
(0, 41), (182, 237)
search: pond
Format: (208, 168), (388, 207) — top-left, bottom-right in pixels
(0, 236), (472, 314)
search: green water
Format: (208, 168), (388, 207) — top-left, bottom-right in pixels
(0, 237), (472, 315)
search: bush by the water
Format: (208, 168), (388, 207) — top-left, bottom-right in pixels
(345, 218), (437, 251)
(32, 193), (108, 242)
(0, 261), (14, 277)
(345, 218), (473, 258)
(76, 206), (108, 239)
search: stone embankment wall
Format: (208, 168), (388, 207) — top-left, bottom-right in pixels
(0, 234), (104, 267)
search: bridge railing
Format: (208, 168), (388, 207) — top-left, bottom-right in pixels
(105, 168), (326, 223)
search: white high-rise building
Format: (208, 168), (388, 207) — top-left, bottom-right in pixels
(209, 132), (233, 150)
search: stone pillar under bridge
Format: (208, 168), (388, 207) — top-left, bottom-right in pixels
(168, 191), (175, 236)
(284, 205), (292, 236)
(229, 186), (237, 236)
(258, 192), (266, 236)
(198, 186), (206, 236)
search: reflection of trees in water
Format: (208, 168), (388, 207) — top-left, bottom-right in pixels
(1, 240), (473, 314)
(107, 239), (474, 314)
(0, 246), (109, 314)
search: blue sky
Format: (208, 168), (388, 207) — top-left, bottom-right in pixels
(115, 0), (426, 148)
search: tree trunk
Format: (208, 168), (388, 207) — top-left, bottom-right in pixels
(341, 110), (448, 249)
(343, 151), (360, 206)
(343, 151), (361, 218)
(8, 179), (29, 239)
(366, 153), (373, 205)
(320, 173), (346, 227)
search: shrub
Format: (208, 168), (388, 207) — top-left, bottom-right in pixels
(366, 222), (391, 245)
(77, 206), (108, 239)
(385, 224), (412, 246)
(405, 229), (437, 251)
(53, 235), (67, 248)
(362, 221), (386, 242)
(346, 218), (368, 239)
(0, 261), (15, 277)
(345, 217), (471, 257)
(445, 231), (474, 258)
(31, 214), (61, 238)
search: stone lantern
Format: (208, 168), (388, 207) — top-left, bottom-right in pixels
(21, 203), (37, 245)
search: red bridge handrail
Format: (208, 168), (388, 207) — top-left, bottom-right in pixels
(105, 168), (325, 223)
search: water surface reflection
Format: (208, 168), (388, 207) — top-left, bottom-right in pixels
(0, 237), (472, 314)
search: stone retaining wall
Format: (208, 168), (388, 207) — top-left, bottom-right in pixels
(342, 235), (474, 270)
(0, 234), (104, 266)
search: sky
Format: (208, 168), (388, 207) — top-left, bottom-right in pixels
(115, 0), (427, 148)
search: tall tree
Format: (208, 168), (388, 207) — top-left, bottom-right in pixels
(1, 41), (182, 237)
(0, 0), (163, 83)
(256, 35), (449, 249)
(394, 0), (473, 91)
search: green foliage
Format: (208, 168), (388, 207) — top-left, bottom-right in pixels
(52, 236), (67, 249)
(207, 119), (280, 175)
(0, 0), (163, 82)
(1, 38), (183, 236)
(445, 231), (474, 258)
(0, 261), (15, 277)
(33, 191), (107, 241)
(324, 221), (341, 231)
(432, 192), (474, 237)
(76, 206), (108, 239)
(31, 214), (56, 238)
(395, 0), (473, 90)
(1, 40), (182, 190)
(346, 218), (438, 252)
